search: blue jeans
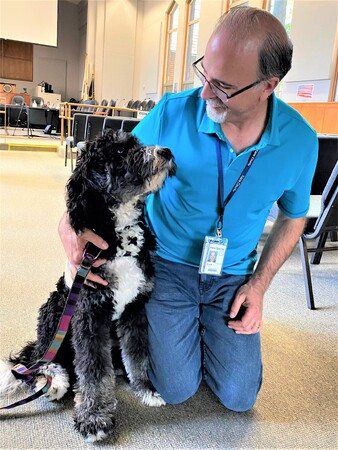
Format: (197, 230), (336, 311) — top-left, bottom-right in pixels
(146, 255), (263, 412)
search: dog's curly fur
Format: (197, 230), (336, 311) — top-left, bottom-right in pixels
(0, 130), (175, 442)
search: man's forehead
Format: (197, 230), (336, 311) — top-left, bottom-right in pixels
(208, 30), (260, 55)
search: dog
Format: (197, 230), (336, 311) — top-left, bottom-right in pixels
(0, 129), (176, 442)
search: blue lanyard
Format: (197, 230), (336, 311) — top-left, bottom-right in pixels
(215, 139), (258, 237)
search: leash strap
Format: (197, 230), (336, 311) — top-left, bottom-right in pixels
(215, 139), (258, 237)
(1, 242), (102, 410)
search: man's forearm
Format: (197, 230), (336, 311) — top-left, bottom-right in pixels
(250, 212), (306, 294)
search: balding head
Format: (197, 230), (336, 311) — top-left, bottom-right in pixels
(212, 7), (293, 81)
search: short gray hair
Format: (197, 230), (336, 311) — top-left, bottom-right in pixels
(214, 7), (293, 81)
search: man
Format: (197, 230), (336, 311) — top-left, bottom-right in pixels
(59, 7), (318, 412)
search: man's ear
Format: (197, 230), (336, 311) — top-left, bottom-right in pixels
(261, 77), (279, 100)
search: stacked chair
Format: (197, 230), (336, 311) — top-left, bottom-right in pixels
(65, 113), (141, 171)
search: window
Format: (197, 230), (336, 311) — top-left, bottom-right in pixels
(163, 2), (180, 94)
(268, 0), (294, 36)
(228, 0), (250, 9)
(182, 0), (201, 91)
(267, 0), (294, 98)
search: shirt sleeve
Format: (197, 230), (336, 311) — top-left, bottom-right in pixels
(278, 133), (319, 218)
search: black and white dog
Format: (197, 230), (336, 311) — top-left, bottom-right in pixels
(0, 130), (175, 442)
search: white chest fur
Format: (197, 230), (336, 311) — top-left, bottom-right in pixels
(105, 256), (150, 320)
(108, 199), (152, 320)
(64, 200), (152, 320)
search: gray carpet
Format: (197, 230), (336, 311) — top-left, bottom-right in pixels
(0, 151), (337, 450)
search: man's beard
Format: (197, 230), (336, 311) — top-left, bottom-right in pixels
(206, 99), (228, 123)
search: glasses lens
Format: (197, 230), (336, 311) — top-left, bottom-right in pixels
(193, 63), (205, 85)
(193, 59), (228, 103)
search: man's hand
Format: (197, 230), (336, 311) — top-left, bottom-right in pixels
(58, 212), (109, 286)
(227, 211), (306, 335)
(227, 281), (264, 334)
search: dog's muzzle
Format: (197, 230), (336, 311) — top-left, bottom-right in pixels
(155, 146), (176, 176)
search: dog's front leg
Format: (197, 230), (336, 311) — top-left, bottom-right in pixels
(116, 295), (165, 407)
(71, 293), (117, 443)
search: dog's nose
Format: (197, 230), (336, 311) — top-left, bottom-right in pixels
(156, 147), (172, 159)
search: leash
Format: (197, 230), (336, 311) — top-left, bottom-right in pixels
(1, 242), (102, 410)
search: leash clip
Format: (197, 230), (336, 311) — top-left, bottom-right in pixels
(81, 242), (103, 269)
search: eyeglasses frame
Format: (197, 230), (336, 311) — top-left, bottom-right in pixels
(192, 56), (263, 102)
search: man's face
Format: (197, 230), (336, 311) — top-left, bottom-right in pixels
(200, 32), (262, 123)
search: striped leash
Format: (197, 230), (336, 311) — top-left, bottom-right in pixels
(1, 242), (102, 410)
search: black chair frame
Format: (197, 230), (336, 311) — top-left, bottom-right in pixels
(299, 162), (338, 309)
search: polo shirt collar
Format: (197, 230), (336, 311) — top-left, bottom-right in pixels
(198, 92), (280, 148)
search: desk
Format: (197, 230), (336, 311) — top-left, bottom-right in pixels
(34, 87), (61, 107)
(27, 107), (60, 136)
(0, 92), (30, 106)
(0, 105), (6, 133)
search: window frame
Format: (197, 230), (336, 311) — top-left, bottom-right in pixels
(162, 1), (180, 95)
(181, 0), (201, 92)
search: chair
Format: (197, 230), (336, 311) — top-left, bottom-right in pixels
(138, 100), (148, 111)
(27, 107), (47, 135)
(311, 135), (338, 195)
(80, 99), (98, 112)
(103, 117), (123, 131)
(30, 96), (44, 107)
(106, 99), (116, 116)
(145, 99), (155, 111)
(121, 118), (140, 132)
(65, 113), (89, 171)
(85, 115), (105, 142)
(118, 99), (135, 118)
(6, 105), (27, 128)
(299, 162), (338, 310)
(11, 95), (25, 106)
(95, 99), (108, 115)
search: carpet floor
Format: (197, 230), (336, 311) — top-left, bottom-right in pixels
(0, 151), (337, 449)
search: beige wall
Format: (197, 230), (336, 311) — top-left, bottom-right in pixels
(86, 0), (338, 103)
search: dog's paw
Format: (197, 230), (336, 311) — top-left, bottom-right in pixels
(74, 411), (116, 442)
(140, 389), (166, 407)
(35, 363), (70, 401)
(131, 380), (166, 407)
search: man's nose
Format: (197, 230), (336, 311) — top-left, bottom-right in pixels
(200, 80), (216, 100)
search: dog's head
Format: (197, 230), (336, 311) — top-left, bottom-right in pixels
(66, 130), (176, 233)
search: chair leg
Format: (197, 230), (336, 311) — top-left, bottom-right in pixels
(310, 232), (328, 265)
(329, 231), (338, 242)
(70, 145), (74, 172)
(299, 236), (316, 310)
(65, 145), (68, 167)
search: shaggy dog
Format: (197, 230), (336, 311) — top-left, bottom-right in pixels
(0, 130), (176, 442)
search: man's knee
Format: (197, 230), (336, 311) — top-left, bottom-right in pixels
(149, 369), (201, 405)
(206, 375), (262, 412)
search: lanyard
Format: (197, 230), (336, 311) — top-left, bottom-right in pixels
(215, 138), (258, 237)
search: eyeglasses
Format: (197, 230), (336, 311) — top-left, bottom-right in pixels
(192, 56), (262, 103)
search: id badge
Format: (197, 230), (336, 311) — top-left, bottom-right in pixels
(199, 236), (228, 276)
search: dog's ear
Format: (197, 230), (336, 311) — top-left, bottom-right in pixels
(66, 142), (111, 234)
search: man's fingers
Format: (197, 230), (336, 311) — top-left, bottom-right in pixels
(92, 258), (108, 268)
(79, 229), (109, 251)
(86, 271), (109, 286)
(229, 292), (245, 319)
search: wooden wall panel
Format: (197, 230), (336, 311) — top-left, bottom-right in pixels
(0, 39), (33, 81)
(289, 102), (338, 134)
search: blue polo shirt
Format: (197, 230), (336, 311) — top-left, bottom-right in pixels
(133, 87), (318, 275)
